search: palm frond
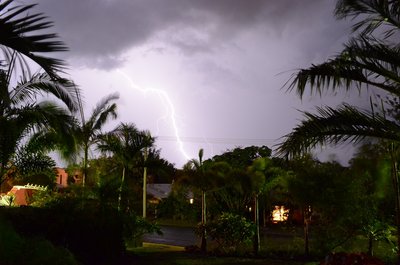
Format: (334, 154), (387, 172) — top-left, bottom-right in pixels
(27, 128), (78, 162)
(0, 101), (76, 165)
(286, 37), (400, 98)
(10, 73), (79, 112)
(335, 0), (400, 38)
(185, 158), (201, 171)
(276, 104), (400, 157)
(96, 123), (154, 167)
(17, 101), (76, 133)
(0, 115), (26, 167)
(97, 133), (124, 158)
(0, 1), (68, 77)
(90, 92), (119, 132)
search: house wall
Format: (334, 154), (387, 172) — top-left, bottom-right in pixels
(3, 168), (82, 206)
(55, 168), (69, 188)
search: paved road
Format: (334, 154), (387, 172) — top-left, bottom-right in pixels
(143, 225), (198, 247)
(143, 225), (301, 247)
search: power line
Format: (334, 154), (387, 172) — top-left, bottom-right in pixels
(155, 135), (278, 145)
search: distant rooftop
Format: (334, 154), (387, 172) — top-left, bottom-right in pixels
(147, 184), (171, 200)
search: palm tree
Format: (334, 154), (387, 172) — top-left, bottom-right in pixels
(0, 73), (78, 189)
(75, 93), (119, 187)
(0, 1), (80, 188)
(182, 149), (208, 252)
(0, 87), (74, 189)
(182, 150), (231, 252)
(97, 123), (154, 211)
(278, 0), (400, 259)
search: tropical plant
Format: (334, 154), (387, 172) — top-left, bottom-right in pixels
(97, 122), (154, 211)
(287, 156), (364, 256)
(277, 0), (400, 260)
(182, 149), (208, 252)
(209, 146), (272, 216)
(0, 1), (80, 190)
(82, 156), (122, 206)
(0, 76), (78, 191)
(10, 144), (57, 187)
(122, 212), (161, 248)
(348, 143), (396, 255)
(156, 185), (198, 221)
(0, 0), (68, 78)
(74, 93), (119, 187)
(247, 157), (282, 255)
(205, 212), (255, 255)
(182, 149), (232, 252)
(212, 145), (272, 169)
(146, 149), (176, 183)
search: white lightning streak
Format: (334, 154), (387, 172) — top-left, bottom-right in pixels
(117, 70), (191, 161)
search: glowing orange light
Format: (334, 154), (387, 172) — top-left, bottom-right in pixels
(272, 206), (289, 222)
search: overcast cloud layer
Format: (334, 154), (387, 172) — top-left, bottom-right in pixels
(31, 0), (362, 167)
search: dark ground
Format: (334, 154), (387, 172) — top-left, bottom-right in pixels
(143, 225), (198, 246)
(133, 226), (309, 265)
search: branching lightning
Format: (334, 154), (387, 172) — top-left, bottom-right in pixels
(117, 70), (191, 161)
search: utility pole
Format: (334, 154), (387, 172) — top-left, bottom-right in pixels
(254, 194), (260, 255)
(143, 147), (148, 218)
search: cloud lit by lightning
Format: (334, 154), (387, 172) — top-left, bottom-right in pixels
(117, 70), (191, 161)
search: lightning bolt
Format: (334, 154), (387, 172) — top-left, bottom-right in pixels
(117, 70), (191, 161)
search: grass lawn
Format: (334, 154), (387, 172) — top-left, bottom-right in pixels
(129, 243), (313, 265)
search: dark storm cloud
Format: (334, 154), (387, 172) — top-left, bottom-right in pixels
(17, 0), (359, 166)
(34, 0), (345, 68)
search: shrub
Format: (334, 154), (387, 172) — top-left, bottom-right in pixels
(0, 198), (125, 265)
(0, 218), (77, 265)
(205, 212), (255, 254)
(123, 211), (162, 247)
(157, 188), (198, 221)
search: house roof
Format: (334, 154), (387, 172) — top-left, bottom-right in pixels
(147, 184), (171, 200)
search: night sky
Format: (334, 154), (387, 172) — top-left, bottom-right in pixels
(32, 0), (366, 167)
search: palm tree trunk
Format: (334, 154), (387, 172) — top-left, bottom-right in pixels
(82, 146), (88, 187)
(118, 167), (126, 211)
(368, 234), (373, 257)
(201, 190), (207, 253)
(389, 144), (400, 264)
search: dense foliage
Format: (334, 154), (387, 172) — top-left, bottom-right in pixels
(205, 212), (255, 255)
(9, 145), (57, 187)
(0, 198), (125, 265)
(0, 218), (77, 265)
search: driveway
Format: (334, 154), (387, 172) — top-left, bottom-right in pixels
(143, 225), (197, 247)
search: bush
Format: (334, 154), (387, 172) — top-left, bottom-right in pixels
(123, 211), (162, 247)
(0, 218), (77, 265)
(205, 212), (255, 254)
(0, 198), (125, 265)
(157, 188), (198, 221)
